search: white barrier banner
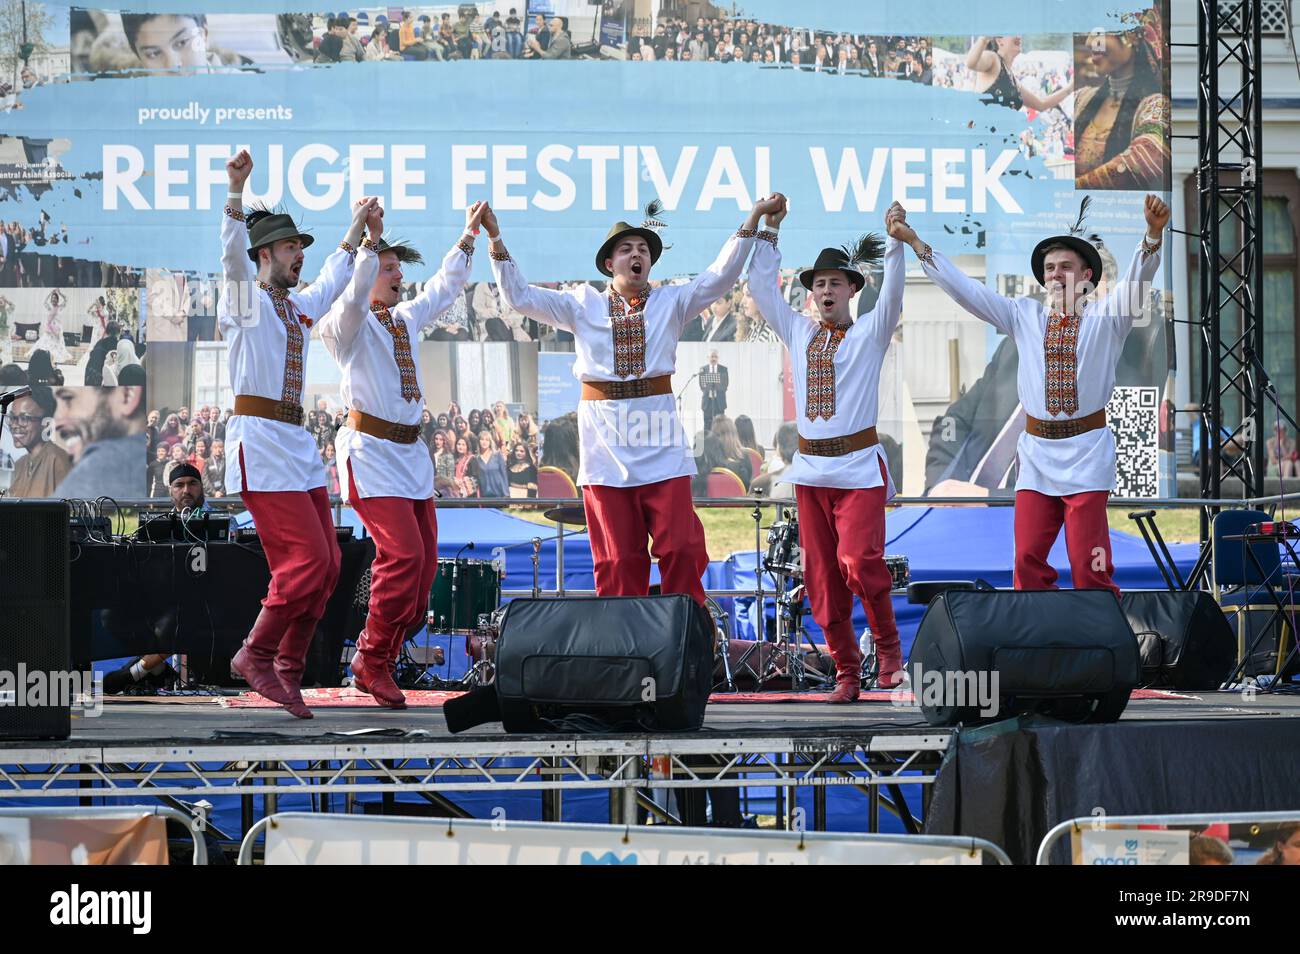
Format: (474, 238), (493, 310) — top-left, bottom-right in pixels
(262, 816), (984, 866)
(1078, 829), (1190, 866)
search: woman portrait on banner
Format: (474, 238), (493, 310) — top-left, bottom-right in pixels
(964, 35), (1073, 113)
(1073, 8), (1168, 191)
(507, 441), (538, 498)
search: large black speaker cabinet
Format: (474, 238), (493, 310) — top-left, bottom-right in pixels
(494, 595), (714, 733)
(0, 500), (71, 740)
(908, 589), (1140, 727)
(1119, 590), (1237, 689)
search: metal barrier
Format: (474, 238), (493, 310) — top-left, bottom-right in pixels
(237, 812), (1012, 865)
(0, 805), (209, 865)
(1036, 809), (1300, 865)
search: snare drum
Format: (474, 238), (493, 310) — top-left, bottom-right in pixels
(763, 517), (802, 577)
(885, 554), (910, 592)
(428, 558), (501, 633)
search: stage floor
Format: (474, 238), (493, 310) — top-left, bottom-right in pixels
(9, 689), (1298, 750)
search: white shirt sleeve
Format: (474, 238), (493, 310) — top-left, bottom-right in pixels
(675, 229), (757, 330)
(317, 246), (380, 360)
(489, 248), (581, 333)
(920, 246), (1019, 337)
(218, 208), (253, 332)
(1090, 238), (1162, 336)
(745, 234), (799, 347)
(862, 235), (905, 348)
(407, 238), (475, 333)
(291, 244), (358, 320)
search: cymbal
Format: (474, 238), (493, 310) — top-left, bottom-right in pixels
(543, 505), (587, 526)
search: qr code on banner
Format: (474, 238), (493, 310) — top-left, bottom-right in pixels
(1107, 386), (1159, 498)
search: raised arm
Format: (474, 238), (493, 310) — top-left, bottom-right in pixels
(966, 36), (995, 73)
(291, 197), (373, 319)
(1019, 77), (1073, 113)
(481, 204), (581, 332)
(905, 226), (1018, 336)
(744, 193), (799, 346)
(220, 150), (254, 286)
(676, 194), (780, 323)
(1092, 194), (1168, 334)
(861, 201), (909, 347)
(408, 202), (483, 333)
(317, 205), (383, 359)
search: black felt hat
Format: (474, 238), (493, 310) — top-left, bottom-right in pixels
(594, 200), (668, 277)
(798, 233), (884, 292)
(245, 210), (314, 263)
(1030, 196), (1104, 287)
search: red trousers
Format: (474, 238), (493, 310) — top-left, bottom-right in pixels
(348, 471), (438, 667)
(582, 476), (708, 605)
(795, 474), (899, 679)
(240, 486), (341, 627)
(1013, 489), (1117, 596)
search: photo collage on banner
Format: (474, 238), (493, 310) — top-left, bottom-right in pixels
(0, 1), (1172, 502)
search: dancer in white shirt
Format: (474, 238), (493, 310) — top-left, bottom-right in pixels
(483, 196), (781, 603)
(318, 201), (484, 708)
(906, 194), (1169, 595)
(220, 148), (375, 718)
(747, 196), (908, 701)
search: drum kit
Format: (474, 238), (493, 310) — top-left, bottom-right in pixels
(352, 498), (910, 694)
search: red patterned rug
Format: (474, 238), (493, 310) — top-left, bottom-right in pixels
(218, 686), (1197, 709)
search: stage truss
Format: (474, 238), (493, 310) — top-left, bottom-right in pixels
(0, 729), (953, 838)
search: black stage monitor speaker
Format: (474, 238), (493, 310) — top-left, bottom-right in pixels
(908, 589), (1140, 727)
(1119, 590), (1237, 689)
(494, 595), (713, 733)
(0, 500), (72, 740)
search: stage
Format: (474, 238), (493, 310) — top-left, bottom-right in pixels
(2, 689), (1297, 858)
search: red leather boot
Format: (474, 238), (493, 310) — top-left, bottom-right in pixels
(273, 617), (320, 719)
(351, 628), (406, 709)
(825, 626), (863, 704)
(232, 607), (295, 706)
(873, 628), (905, 690)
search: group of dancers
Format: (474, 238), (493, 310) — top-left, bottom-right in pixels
(217, 149), (1168, 716)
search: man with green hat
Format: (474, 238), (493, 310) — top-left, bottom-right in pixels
(318, 200), (486, 709)
(904, 193), (1169, 596)
(746, 195), (909, 701)
(219, 148), (377, 719)
(481, 195), (780, 603)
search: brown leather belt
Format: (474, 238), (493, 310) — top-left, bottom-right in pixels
(580, 375), (673, 401)
(234, 394), (304, 427)
(347, 409), (421, 445)
(798, 426), (878, 457)
(1025, 409), (1107, 440)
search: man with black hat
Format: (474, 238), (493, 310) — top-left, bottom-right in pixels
(482, 195), (780, 603)
(318, 200), (485, 708)
(905, 194), (1169, 595)
(746, 196), (909, 701)
(167, 462), (206, 512)
(219, 148), (376, 719)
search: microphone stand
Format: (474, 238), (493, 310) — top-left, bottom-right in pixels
(676, 371), (699, 422)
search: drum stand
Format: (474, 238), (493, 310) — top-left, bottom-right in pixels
(762, 572), (833, 691)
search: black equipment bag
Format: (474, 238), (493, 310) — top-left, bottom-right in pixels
(908, 589), (1140, 726)
(494, 595), (714, 733)
(1119, 590), (1237, 689)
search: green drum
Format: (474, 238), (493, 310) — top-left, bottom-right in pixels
(428, 558), (501, 633)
